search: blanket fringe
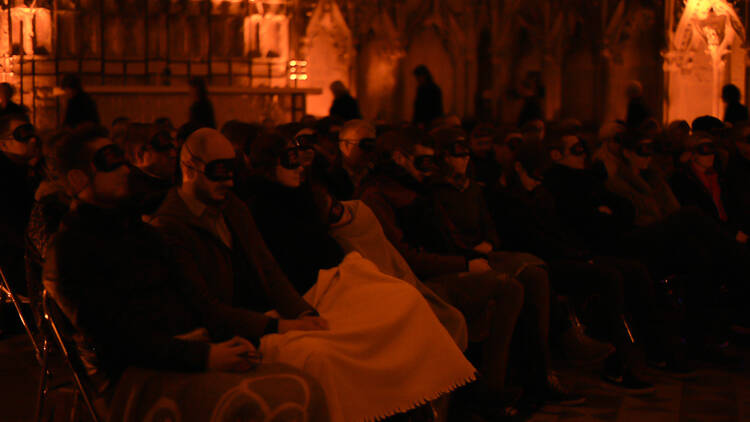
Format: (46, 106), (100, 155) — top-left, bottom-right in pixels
(362, 371), (478, 422)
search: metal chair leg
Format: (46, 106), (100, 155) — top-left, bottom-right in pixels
(69, 389), (79, 422)
(0, 266), (42, 364)
(35, 337), (49, 422)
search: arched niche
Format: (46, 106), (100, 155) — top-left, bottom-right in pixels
(304, 0), (353, 117)
(401, 26), (455, 122)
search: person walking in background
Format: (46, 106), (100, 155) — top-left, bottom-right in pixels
(329, 81), (361, 122)
(61, 74), (100, 129)
(413, 65), (443, 128)
(722, 84), (748, 126)
(188, 77), (216, 129)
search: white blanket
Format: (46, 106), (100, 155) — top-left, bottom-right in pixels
(329, 200), (468, 349)
(260, 252), (476, 422)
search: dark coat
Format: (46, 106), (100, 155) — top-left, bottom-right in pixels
(542, 164), (635, 250)
(43, 204), (210, 382)
(725, 152), (750, 232)
(669, 165), (734, 227)
(413, 81), (443, 127)
(329, 94), (362, 122)
(128, 167), (174, 216)
(430, 178), (501, 254)
(0, 153), (39, 293)
(63, 91), (100, 128)
(357, 163), (472, 278)
(724, 102), (749, 125)
(487, 183), (591, 262)
(151, 189), (316, 339)
(246, 179), (344, 294)
(626, 97), (652, 130)
(0, 100), (27, 117)
(189, 99), (216, 129)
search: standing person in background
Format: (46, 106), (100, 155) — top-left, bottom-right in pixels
(188, 77), (216, 129)
(625, 81), (652, 130)
(0, 83), (27, 118)
(61, 74), (100, 129)
(413, 65), (443, 128)
(328, 81), (361, 122)
(722, 84), (748, 126)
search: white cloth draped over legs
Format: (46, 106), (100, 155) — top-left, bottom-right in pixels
(259, 252), (477, 422)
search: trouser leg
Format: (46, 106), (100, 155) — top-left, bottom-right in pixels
(426, 271), (524, 392)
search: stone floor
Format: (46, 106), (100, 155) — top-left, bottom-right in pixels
(1, 332), (748, 422)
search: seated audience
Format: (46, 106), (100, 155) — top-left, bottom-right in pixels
(42, 125), (329, 421)
(358, 127), (585, 415)
(154, 128), (477, 422)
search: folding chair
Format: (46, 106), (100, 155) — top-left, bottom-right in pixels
(0, 264), (42, 364)
(39, 289), (103, 422)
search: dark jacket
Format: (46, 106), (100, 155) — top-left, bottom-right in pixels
(725, 151), (750, 231)
(247, 179), (344, 294)
(626, 97), (652, 130)
(43, 204), (210, 382)
(0, 100), (27, 117)
(189, 99), (216, 129)
(430, 178), (501, 254)
(25, 191), (68, 319)
(724, 102), (749, 125)
(329, 94), (362, 122)
(0, 153), (40, 293)
(488, 183), (591, 262)
(358, 163), (471, 278)
(542, 164), (635, 249)
(413, 82), (443, 127)
(64, 91), (100, 128)
(129, 167), (174, 216)
(669, 164), (734, 226)
(151, 189), (316, 339)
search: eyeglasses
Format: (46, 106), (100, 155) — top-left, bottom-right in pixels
(92, 144), (129, 173)
(342, 137), (376, 152)
(693, 142), (716, 156)
(293, 134), (317, 151)
(146, 131), (175, 152)
(413, 154), (437, 173)
(183, 143), (236, 181)
(568, 141), (586, 157)
(279, 147), (302, 170)
(11, 123), (36, 144)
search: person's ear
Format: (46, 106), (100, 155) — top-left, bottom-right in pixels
(550, 149), (562, 162)
(181, 161), (197, 182)
(338, 140), (352, 157)
(514, 161), (525, 176)
(66, 169), (90, 195)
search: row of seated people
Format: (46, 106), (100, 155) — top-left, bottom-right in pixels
(0, 110), (747, 422)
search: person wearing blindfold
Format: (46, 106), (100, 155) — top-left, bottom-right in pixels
(123, 123), (178, 216)
(318, 119), (377, 200)
(44, 127), (331, 414)
(359, 128), (586, 413)
(544, 132), (637, 251)
(0, 114), (42, 307)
